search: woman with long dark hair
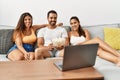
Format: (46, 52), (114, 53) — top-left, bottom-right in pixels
(7, 12), (48, 61)
(60, 16), (120, 66)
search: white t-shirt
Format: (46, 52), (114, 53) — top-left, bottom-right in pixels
(37, 27), (68, 46)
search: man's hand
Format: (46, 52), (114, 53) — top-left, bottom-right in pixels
(47, 44), (54, 50)
(55, 45), (64, 50)
(57, 23), (63, 26)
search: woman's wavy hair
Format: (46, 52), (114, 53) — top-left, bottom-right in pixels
(12, 12), (33, 41)
(70, 16), (86, 37)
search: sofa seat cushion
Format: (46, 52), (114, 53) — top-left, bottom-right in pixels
(0, 29), (14, 54)
(94, 56), (120, 80)
(0, 54), (9, 61)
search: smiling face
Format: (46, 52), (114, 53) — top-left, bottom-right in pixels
(70, 19), (80, 31)
(24, 15), (32, 28)
(47, 13), (57, 26)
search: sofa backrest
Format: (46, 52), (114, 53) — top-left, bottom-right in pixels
(83, 24), (120, 40)
(0, 29), (14, 54)
(63, 23), (120, 40)
(0, 23), (120, 54)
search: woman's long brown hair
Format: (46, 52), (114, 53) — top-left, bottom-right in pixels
(12, 12), (33, 42)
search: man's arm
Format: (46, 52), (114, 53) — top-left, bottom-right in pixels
(37, 37), (54, 51)
(33, 23), (63, 32)
(33, 24), (48, 31)
(37, 37), (44, 48)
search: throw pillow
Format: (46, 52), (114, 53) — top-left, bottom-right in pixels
(104, 27), (120, 50)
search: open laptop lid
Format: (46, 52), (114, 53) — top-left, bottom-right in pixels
(62, 43), (99, 71)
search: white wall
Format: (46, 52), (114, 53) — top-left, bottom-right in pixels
(0, 0), (120, 27)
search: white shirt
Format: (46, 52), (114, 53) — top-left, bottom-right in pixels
(37, 27), (68, 46)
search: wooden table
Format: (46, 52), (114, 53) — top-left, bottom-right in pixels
(0, 59), (104, 80)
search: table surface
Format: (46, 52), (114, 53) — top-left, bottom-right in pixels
(0, 58), (104, 80)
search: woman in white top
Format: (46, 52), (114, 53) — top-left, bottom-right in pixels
(60, 16), (120, 66)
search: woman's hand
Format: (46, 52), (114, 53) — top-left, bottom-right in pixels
(24, 52), (30, 60)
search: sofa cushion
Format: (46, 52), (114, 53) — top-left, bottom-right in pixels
(104, 27), (120, 50)
(62, 26), (71, 32)
(0, 29), (14, 54)
(0, 54), (9, 61)
(94, 56), (120, 80)
(83, 24), (119, 40)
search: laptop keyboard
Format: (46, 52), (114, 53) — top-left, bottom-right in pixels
(59, 64), (63, 68)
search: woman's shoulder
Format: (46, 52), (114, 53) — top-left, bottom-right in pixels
(83, 29), (89, 33)
(83, 29), (88, 31)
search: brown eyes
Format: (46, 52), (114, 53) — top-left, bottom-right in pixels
(70, 22), (77, 25)
(50, 17), (57, 19)
(24, 18), (31, 21)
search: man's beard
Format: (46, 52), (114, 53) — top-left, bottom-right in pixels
(49, 21), (56, 26)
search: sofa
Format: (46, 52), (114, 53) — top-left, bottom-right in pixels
(0, 24), (120, 80)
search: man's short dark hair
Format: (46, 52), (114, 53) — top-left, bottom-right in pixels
(47, 10), (57, 18)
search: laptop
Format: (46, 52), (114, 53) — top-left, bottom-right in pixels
(54, 43), (99, 71)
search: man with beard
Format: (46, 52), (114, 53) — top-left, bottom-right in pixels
(35, 10), (69, 60)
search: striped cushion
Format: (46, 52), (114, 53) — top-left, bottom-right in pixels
(0, 29), (14, 54)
